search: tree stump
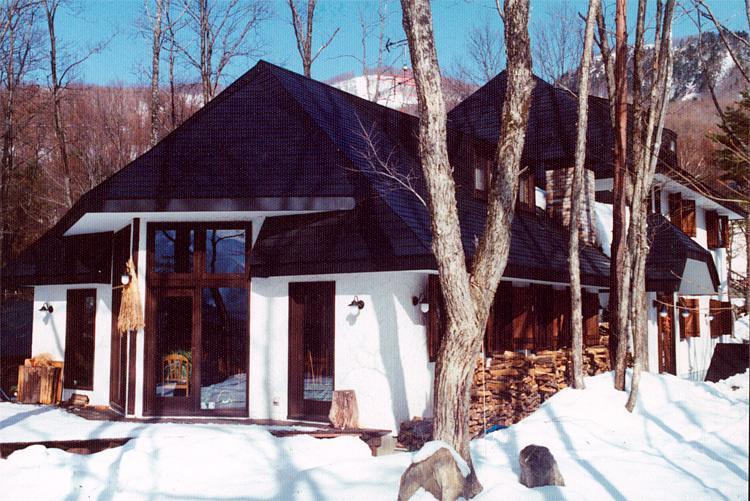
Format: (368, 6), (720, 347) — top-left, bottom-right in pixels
(329, 390), (359, 429)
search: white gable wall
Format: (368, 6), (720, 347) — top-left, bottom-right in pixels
(31, 284), (112, 405)
(249, 271), (434, 431)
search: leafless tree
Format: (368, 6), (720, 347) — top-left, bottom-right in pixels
(626, 0), (676, 411)
(287, 0), (338, 78)
(569, 0), (600, 390)
(454, 22), (504, 85)
(176, 0), (270, 104)
(144, 0), (163, 146)
(532, 1), (583, 86)
(357, 0), (388, 102)
(399, 0), (533, 496)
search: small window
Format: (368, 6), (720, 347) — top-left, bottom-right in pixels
(517, 171), (536, 210)
(206, 229), (246, 274)
(652, 186), (661, 214)
(64, 289), (97, 390)
(154, 228), (194, 273)
(473, 159), (491, 199)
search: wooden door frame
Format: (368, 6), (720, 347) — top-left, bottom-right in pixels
(143, 222), (251, 417)
(287, 281), (336, 421)
(657, 293), (676, 375)
(144, 287), (200, 416)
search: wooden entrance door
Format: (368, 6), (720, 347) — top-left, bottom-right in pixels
(657, 294), (676, 375)
(288, 282), (335, 420)
(146, 288), (200, 415)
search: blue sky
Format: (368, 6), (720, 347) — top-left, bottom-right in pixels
(56, 0), (747, 87)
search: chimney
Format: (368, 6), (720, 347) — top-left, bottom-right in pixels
(545, 168), (599, 246)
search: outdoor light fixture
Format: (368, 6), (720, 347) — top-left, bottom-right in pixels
(681, 309), (690, 318)
(659, 305), (668, 318)
(348, 296), (365, 314)
(39, 302), (53, 314)
(120, 273), (131, 285)
(707, 314), (714, 321)
(412, 295), (430, 313)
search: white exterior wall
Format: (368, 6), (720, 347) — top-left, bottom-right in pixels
(31, 283), (112, 405)
(250, 271), (434, 432)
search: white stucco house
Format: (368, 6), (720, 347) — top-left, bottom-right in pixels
(4, 62), (744, 433)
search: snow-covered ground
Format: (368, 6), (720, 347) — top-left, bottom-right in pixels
(0, 370), (747, 500)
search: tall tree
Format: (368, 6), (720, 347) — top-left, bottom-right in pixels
(569, 0), (600, 390)
(287, 0), (339, 78)
(711, 90), (750, 311)
(146, 0), (163, 146)
(626, 0), (675, 411)
(42, 0), (72, 208)
(399, 0), (533, 496)
(178, 0), (270, 104)
(610, 0), (630, 391)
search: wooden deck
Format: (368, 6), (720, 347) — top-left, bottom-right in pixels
(57, 406), (392, 455)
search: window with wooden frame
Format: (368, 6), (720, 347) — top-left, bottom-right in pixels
(709, 299), (733, 338)
(484, 282), (513, 355)
(64, 289), (97, 390)
(426, 274), (445, 362)
(473, 158), (491, 200)
(707, 211), (730, 249)
(668, 192), (696, 237)
(516, 171), (536, 211)
(677, 297), (700, 339)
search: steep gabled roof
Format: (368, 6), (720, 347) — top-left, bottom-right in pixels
(4, 61), (610, 287)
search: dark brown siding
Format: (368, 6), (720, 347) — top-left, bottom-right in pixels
(582, 291), (601, 346)
(512, 285), (535, 350)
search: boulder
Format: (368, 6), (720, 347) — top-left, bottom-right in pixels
(518, 444), (565, 488)
(398, 447), (466, 501)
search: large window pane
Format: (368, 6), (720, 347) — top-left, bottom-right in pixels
(154, 229), (194, 273)
(155, 295), (193, 398)
(200, 288), (247, 410)
(205, 229), (246, 274)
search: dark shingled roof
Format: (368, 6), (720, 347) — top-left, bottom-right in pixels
(646, 213), (719, 293)
(4, 61), (610, 287)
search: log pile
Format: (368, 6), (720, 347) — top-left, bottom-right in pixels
(396, 417), (433, 451)
(468, 346), (611, 437)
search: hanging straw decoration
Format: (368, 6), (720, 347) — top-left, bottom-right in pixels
(118, 258), (144, 334)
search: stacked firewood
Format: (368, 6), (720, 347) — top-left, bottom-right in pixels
(467, 347), (611, 437)
(396, 417), (434, 451)
(583, 346), (610, 375)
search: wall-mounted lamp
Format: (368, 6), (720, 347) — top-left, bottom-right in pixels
(659, 305), (668, 318)
(120, 272), (131, 285)
(348, 296), (365, 314)
(412, 295), (430, 313)
(39, 302), (54, 314)
(680, 309), (690, 318)
(707, 314), (714, 321)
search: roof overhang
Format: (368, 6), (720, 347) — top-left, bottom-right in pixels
(653, 173), (746, 220)
(64, 197), (356, 236)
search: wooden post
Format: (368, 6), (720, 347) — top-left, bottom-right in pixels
(329, 390), (359, 429)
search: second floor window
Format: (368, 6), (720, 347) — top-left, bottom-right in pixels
(668, 192), (696, 237)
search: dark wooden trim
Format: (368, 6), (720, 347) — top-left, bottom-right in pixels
(127, 330), (137, 415)
(657, 293), (676, 374)
(132, 218), (140, 273)
(287, 281), (335, 420)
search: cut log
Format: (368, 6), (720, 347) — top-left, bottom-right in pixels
(329, 390), (359, 429)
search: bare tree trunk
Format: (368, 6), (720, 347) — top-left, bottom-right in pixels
(198, 0), (210, 103)
(44, 0), (72, 208)
(626, 0), (675, 412)
(746, 214), (750, 312)
(611, 0), (630, 391)
(149, 0), (163, 146)
(400, 0), (533, 497)
(288, 0), (338, 78)
(569, 0), (600, 390)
